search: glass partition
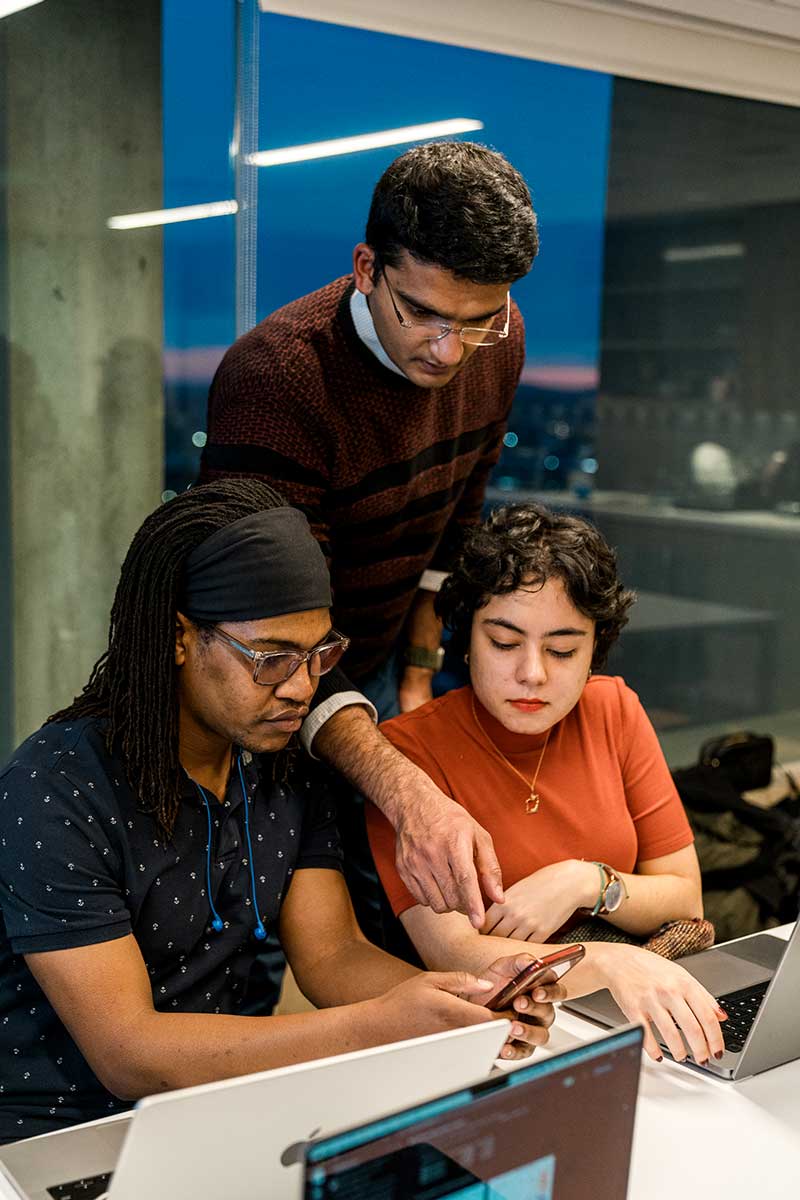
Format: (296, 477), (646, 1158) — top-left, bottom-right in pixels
(162, 0), (236, 495)
(211, 13), (800, 770)
(165, 10), (611, 499)
(594, 78), (800, 767)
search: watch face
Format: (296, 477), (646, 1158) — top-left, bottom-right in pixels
(604, 879), (623, 913)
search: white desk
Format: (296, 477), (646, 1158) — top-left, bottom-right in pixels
(542, 925), (800, 1199)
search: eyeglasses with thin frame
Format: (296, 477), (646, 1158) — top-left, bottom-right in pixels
(382, 270), (510, 347)
(211, 625), (349, 685)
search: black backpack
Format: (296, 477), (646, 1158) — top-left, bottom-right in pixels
(672, 733), (800, 942)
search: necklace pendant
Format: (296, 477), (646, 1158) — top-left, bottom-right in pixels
(525, 792), (540, 815)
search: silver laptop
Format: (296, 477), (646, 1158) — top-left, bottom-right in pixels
(564, 922), (800, 1079)
(0, 1020), (510, 1200)
(303, 1025), (644, 1200)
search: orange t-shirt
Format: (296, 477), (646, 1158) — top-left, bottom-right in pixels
(366, 676), (693, 920)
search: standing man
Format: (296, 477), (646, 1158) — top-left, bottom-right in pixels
(200, 141), (539, 931)
(0, 479), (558, 1142)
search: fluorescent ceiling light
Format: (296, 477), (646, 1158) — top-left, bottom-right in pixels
(107, 200), (238, 230)
(0, 0), (44, 16)
(109, 118), (483, 229)
(247, 118), (484, 167)
(663, 243), (745, 263)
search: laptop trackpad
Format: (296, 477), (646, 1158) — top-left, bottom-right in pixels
(716, 932), (785, 970)
(675, 944), (775, 994)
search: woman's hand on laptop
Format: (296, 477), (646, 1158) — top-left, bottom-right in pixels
(590, 944), (728, 1063)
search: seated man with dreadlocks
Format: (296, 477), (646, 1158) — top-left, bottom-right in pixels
(0, 478), (561, 1143)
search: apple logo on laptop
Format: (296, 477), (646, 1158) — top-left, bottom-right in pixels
(280, 1129), (321, 1166)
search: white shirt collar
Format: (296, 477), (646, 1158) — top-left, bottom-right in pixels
(349, 287), (409, 380)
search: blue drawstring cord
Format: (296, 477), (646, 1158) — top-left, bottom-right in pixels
(196, 782), (225, 933)
(193, 751), (266, 939)
(237, 754), (267, 941)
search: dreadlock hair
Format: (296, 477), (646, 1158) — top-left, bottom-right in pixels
(48, 478), (287, 838)
(436, 503), (635, 670)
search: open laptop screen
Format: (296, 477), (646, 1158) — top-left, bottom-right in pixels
(304, 1026), (643, 1200)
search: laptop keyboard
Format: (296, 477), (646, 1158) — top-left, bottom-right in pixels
(47, 1172), (113, 1199)
(716, 980), (770, 1053)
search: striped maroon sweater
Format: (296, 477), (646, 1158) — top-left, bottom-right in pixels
(200, 275), (525, 681)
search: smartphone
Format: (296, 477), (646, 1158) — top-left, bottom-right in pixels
(487, 944), (586, 1012)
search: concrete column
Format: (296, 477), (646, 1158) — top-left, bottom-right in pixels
(2, 0), (164, 746)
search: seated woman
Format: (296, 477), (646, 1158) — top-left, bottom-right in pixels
(367, 503), (726, 1065)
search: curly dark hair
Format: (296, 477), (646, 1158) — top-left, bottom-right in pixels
(436, 504), (635, 669)
(48, 477), (287, 837)
(365, 140), (538, 284)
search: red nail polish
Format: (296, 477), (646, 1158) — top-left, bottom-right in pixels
(715, 1050), (724, 1059)
(656, 1055), (663, 1063)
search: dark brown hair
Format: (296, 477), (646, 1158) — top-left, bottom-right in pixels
(436, 503), (635, 668)
(366, 140), (538, 284)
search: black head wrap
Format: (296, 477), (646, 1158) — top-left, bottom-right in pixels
(180, 508), (331, 622)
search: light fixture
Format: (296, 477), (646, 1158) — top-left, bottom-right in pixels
(247, 118), (484, 168)
(106, 200), (238, 231)
(0, 0), (45, 17)
(109, 118), (484, 229)
(663, 243), (745, 264)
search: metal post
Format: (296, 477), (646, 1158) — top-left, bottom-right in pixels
(234, 0), (259, 339)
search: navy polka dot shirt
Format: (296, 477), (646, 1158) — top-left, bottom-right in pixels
(0, 717), (343, 1142)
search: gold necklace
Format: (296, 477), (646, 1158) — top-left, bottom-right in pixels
(470, 693), (551, 814)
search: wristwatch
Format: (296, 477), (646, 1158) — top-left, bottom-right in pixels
(590, 862), (628, 916)
(404, 645), (445, 672)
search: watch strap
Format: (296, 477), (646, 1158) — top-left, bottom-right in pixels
(590, 862), (608, 917)
(404, 645), (445, 672)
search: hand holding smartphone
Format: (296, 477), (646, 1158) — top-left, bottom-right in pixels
(488, 944), (585, 1012)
